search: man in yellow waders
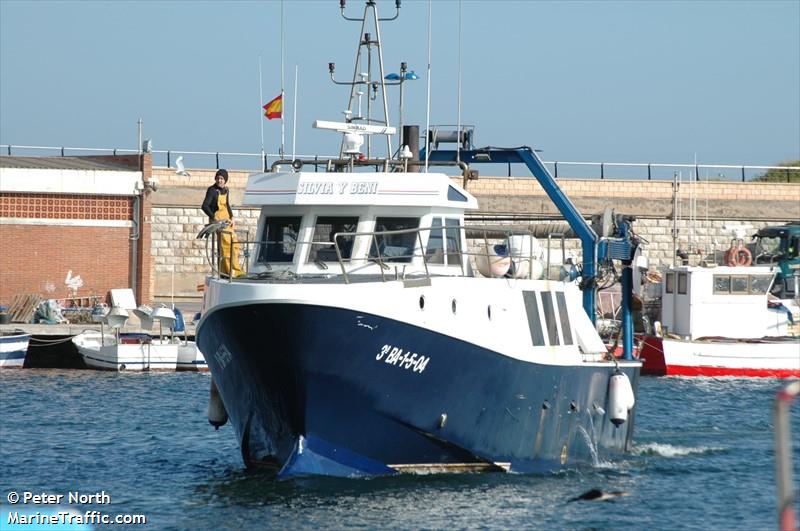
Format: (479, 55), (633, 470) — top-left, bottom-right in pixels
(201, 169), (244, 277)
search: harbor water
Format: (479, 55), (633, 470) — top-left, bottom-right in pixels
(1, 370), (798, 530)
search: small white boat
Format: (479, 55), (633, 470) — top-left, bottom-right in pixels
(641, 264), (800, 377)
(0, 329), (30, 369)
(72, 305), (207, 372)
(73, 332), (206, 372)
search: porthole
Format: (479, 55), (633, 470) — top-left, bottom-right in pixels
(451, 299), (457, 314)
(487, 305), (492, 320)
(419, 295), (425, 310)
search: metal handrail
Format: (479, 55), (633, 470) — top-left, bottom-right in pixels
(2, 143), (797, 181)
(202, 223), (566, 285)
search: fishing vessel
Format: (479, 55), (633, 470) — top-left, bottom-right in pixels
(0, 329), (30, 369)
(196, 1), (642, 478)
(72, 305), (207, 372)
(640, 264), (800, 377)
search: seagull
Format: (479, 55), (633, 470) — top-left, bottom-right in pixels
(569, 488), (630, 502)
(174, 156), (190, 177)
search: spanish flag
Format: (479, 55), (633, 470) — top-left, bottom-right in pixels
(263, 93), (283, 120)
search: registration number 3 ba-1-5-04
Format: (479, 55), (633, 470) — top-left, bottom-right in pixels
(375, 344), (430, 373)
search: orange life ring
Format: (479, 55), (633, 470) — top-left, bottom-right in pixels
(724, 246), (752, 267)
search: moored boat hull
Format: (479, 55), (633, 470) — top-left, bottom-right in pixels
(198, 302), (640, 478)
(640, 335), (800, 377)
(0, 331), (30, 369)
(73, 332), (207, 372)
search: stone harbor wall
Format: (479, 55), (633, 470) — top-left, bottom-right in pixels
(151, 206), (260, 296)
(149, 167), (799, 297)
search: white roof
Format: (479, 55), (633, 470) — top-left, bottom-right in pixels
(242, 171), (478, 210)
(0, 167), (143, 196)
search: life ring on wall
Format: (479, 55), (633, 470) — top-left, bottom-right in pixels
(724, 246), (752, 267)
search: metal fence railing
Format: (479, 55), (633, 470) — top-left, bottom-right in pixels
(1, 144), (798, 182)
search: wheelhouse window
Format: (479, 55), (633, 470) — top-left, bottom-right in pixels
(730, 275), (748, 294)
(678, 272), (688, 294)
(307, 216), (359, 263)
(750, 275), (772, 294)
(425, 218), (444, 264)
(425, 218), (462, 266)
(789, 236), (800, 259)
(713, 275), (731, 294)
(665, 272), (674, 294)
(713, 274), (773, 295)
(370, 217), (420, 263)
(445, 218), (463, 266)
(755, 236), (781, 257)
(258, 216), (302, 263)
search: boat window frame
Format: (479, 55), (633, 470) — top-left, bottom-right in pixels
(665, 272), (674, 294)
(713, 274), (732, 294)
(749, 275), (772, 294)
(424, 217), (463, 267)
(712, 274), (774, 295)
(788, 236), (800, 259)
(257, 215), (304, 264)
(369, 216), (421, 264)
(425, 218), (445, 265)
(306, 215), (360, 263)
(444, 218), (463, 267)
(730, 275), (749, 294)
(677, 272), (688, 294)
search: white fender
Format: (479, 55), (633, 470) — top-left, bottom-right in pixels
(607, 370), (635, 426)
(475, 244), (511, 278)
(207, 378), (228, 429)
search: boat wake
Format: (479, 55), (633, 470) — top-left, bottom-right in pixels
(631, 442), (723, 458)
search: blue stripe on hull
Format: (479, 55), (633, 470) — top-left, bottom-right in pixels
(197, 303), (639, 477)
(0, 334), (30, 345)
(0, 349), (27, 361)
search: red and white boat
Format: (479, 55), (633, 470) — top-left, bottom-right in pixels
(640, 264), (800, 377)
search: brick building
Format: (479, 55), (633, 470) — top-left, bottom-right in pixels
(0, 154), (155, 306)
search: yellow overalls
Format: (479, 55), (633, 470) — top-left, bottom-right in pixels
(215, 191), (244, 278)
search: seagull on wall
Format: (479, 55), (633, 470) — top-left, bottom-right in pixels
(174, 156), (191, 177)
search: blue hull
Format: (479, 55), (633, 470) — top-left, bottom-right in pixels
(197, 303), (639, 478)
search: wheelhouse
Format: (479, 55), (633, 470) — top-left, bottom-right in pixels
(242, 170), (478, 278)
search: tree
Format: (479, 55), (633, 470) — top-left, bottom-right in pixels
(752, 160), (800, 182)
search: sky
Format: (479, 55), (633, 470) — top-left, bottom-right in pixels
(1, 0), (798, 174)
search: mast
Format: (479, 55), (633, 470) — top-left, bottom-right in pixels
(331, 0), (401, 160)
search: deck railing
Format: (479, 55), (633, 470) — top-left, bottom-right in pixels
(202, 223), (574, 285)
(3, 144), (798, 182)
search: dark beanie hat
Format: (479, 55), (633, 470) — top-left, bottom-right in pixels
(215, 169), (229, 182)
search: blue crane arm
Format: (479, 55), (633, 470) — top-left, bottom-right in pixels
(422, 146), (598, 321)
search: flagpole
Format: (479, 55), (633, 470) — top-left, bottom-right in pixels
(424, 0), (432, 172)
(456, 0), (462, 164)
(259, 56), (265, 163)
(292, 64), (298, 160)
(280, 0), (285, 158)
